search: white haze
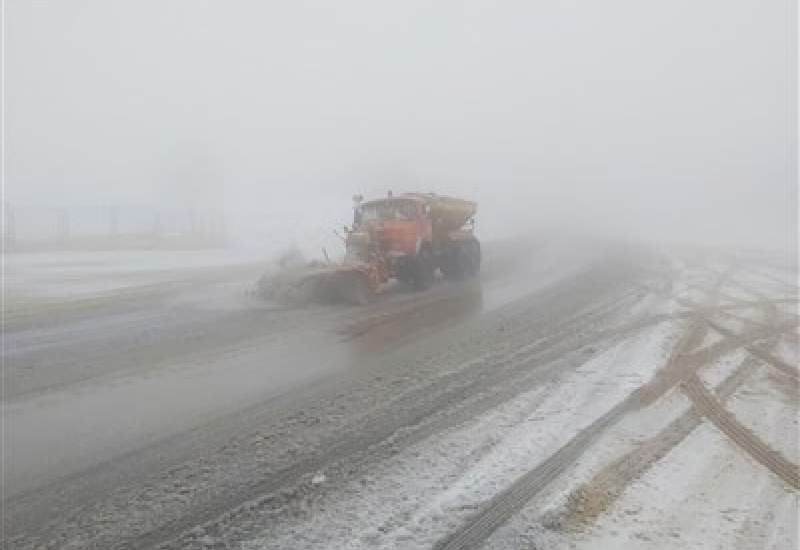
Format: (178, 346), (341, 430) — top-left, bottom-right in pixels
(5, 0), (797, 255)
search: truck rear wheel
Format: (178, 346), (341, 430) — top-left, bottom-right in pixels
(443, 239), (481, 281)
(463, 238), (481, 277)
(411, 246), (435, 290)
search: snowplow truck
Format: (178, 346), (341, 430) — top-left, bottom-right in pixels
(346, 192), (480, 294)
(273, 192), (481, 305)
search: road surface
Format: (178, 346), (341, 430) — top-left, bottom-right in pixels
(3, 240), (797, 549)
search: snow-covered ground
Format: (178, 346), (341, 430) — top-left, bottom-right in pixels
(566, 422), (796, 550)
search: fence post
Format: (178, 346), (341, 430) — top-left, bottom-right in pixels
(109, 205), (119, 237)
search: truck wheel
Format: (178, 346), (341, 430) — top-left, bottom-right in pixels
(443, 239), (480, 281)
(412, 247), (435, 290)
(442, 244), (465, 281)
(463, 238), (481, 277)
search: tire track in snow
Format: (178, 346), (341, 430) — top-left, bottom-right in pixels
(702, 317), (798, 380)
(681, 374), (800, 490)
(552, 348), (767, 531)
(433, 263), (797, 549)
(432, 298), (717, 549)
(434, 400), (631, 550)
(547, 267), (796, 531)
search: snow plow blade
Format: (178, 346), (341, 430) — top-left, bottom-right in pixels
(257, 264), (372, 306)
(306, 267), (372, 305)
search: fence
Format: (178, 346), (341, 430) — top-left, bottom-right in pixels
(3, 203), (227, 251)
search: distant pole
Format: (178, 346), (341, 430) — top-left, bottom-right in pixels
(188, 207), (197, 236)
(217, 210), (228, 245)
(58, 208), (70, 244)
(4, 202), (16, 250)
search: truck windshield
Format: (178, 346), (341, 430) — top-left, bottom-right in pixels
(361, 200), (417, 222)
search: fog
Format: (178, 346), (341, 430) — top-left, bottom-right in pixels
(5, 5), (800, 546)
(5, 0), (797, 254)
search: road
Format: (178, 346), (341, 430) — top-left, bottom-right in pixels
(3, 241), (797, 549)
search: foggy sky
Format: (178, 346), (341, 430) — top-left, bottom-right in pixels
(5, 0), (797, 251)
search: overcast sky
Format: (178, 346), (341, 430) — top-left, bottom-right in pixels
(5, 0), (797, 251)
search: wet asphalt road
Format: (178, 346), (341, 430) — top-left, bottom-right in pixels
(3, 240), (601, 541)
